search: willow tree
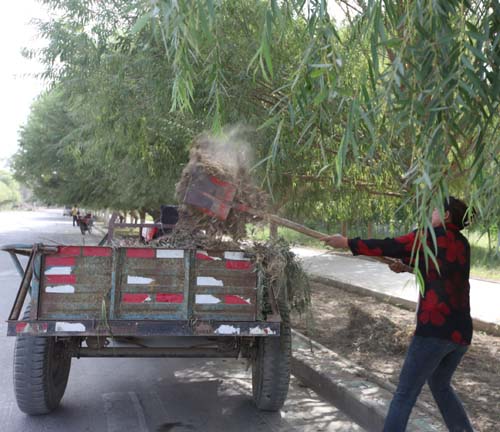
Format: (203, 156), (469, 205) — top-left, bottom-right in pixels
(17, 1), (205, 211)
(17, 0), (500, 237)
(128, 0), (499, 230)
(0, 171), (21, 208)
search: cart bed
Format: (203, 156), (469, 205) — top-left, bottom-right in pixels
(7, 245), (279, 338)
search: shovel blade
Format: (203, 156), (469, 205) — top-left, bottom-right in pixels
(183, 167), (237, 220)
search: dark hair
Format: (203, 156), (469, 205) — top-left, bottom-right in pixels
(444, 196), (473, 230)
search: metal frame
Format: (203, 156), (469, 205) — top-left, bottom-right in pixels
(8, 319), (280, 337)
(106, 211), (176, 243)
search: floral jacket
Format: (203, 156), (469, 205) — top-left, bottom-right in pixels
(348, 223), (472, 345)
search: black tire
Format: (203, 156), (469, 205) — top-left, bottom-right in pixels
(252, 305), (292, 411)
(13, 309), (72, 415)
(80, 225), (86, 235)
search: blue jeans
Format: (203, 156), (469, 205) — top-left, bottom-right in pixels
(383, 335), (473, 431)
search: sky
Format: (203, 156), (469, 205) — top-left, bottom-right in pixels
(0, 1), (48, 170)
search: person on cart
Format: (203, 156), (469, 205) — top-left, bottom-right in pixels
(78, 212), (94, 235)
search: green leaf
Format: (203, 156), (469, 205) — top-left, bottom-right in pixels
(313, 90), (328, 106)
(131, 12), (151, 35)
(257, 115), (280, 131)
(261, 37), (274, 78)
(464, 42), (488, 63)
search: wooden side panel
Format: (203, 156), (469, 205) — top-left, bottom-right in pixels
(193, 250), (257, 321)
(39, 246), (112, 319)
(115, 248), (186, 319)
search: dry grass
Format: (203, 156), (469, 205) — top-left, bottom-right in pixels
(175, 134), (268, 241)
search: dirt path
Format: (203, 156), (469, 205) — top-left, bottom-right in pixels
(291, 281), (500, 432)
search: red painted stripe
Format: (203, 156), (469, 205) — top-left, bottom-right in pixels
(45, 256), (76, 267)
(210, 175), (233, 187)
(57, 246), (81, 256)
(156, 293), (184, 303)
(196, 252), (214, 261)
(46, 274), (76, 284)
(225, 295), (250, 305)
(225, 260), (252, 270)
(122, 293), (149, 303)
(83, 247), (112, 257)
(126, 248), (155, 258)
(16, 322), (28, 333)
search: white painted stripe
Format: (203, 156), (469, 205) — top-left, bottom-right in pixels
(55, 322), (85, 332)
(127, 276), (154, 285)
(45, 266), (73, 275)
(46, 285), (75, 293)
(196, 294), (221, 304)
(215, 325), (241, 335)
(249, 326), (277, 335)
(197, 276), (224, 286)
(224, 251), (250, 261)
(156, 249), (184, 258)
(103, 392), (148, 432)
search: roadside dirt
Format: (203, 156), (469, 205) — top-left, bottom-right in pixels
(291, 281), (500, 432)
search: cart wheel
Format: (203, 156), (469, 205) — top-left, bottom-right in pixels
(13, 309), (72, 415)
(252, 305), (291, 411)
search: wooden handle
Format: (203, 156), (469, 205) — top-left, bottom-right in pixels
(242, 207), (397, 266)
(267, 214), (328, 240)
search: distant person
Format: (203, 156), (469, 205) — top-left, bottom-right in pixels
(321, 197), (474, 431)
(71, 205), (78, 226)
(160, 205), (179, 234)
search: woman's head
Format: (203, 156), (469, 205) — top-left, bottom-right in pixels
(431, 196), (472, 230)
(432, 196), (474, 230)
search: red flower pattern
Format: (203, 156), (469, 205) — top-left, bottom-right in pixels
(349, 225), (471, 344)
(445, 274), (468, 309)
(437, 231), (466, 264)
(418, 290), (450, 326)
(356, 240), (383, 256)
(395, 232), (417, 252)
(451, 331), (464, 345)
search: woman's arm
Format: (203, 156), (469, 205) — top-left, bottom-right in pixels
(322, 231), (419, 260)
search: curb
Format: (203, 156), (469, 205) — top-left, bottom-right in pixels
(308, 275), (500, 338)
(291, 330), (445, 432)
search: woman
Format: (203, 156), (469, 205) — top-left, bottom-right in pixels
(322, 197), (474, 431)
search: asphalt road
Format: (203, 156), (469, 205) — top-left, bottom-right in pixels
(0, 209), (362, 432)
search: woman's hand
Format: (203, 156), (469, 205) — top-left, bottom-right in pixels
(320, 234), (348, 249)
(388, 260), (413, 273)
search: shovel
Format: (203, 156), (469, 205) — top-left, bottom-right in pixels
(183, 166), (398, 266)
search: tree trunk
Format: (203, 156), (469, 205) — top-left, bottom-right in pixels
(341, 221), (348, 237)
(487, 228), (492, 255)
(270, 222), (278, 240)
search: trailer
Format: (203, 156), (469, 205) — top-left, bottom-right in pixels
(2, 243), (291, 415)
